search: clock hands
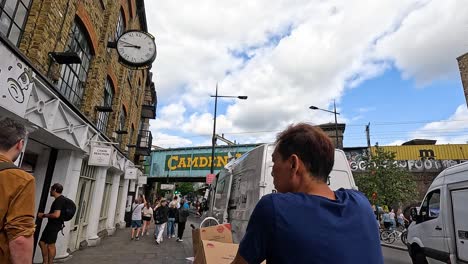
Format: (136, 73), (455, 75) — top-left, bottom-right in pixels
(119, 40), (141, 49)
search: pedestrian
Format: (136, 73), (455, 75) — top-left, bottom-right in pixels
(0, 118), (35, 264)
(232, 123), (383, 264)
(38, 183), (67, 264)
(382, 209), (392, 230)
(141, 201), (153, 236)
(389, 208), (396, 229)
(167, 198), (178, 238)
(153, 199), (169, 244)
(130, 195), (146, 241)
(397, 209), (407, 228)
(177, 199), (190, 242)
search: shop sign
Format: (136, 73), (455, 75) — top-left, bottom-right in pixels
(125, 167), (138, 179)
(88, 146), (112, 166)
(138, 175), (147, 185)
(160, 184), (174, 190)
(206, 173), (215, 184)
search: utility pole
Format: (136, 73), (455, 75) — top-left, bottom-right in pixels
(366, 123), (372, 159)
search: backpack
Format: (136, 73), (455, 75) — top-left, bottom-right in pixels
(61, 196), (77, 222)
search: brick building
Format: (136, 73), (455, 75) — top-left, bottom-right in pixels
(457, 52), (468, 106)
(0, 0), (156, 261)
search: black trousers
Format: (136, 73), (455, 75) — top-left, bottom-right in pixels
(177, 221), (186, 239)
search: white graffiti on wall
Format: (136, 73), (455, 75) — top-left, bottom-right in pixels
(349, 159), (468, 172)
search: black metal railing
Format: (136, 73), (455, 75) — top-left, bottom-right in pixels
(135, 130), (152, 156)
(141, 87), (156, 119)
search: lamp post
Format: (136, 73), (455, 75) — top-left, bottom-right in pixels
(210, 83), (247, 175)
(309, 100), (340, 147)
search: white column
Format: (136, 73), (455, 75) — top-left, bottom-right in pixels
(117, 179), (130, 228)
(86, 167), (108, 246)
(35, 150), (83, 262)
(105, 171), (121, 235)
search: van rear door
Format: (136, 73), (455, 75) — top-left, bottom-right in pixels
(451, 188), (468, 262)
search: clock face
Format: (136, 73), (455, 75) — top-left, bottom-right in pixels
(116, 30), (157, 68)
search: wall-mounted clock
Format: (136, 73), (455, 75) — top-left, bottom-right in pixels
(116, 30), (157, 69)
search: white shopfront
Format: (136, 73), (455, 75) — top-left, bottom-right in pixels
(0, 37), (140, 262)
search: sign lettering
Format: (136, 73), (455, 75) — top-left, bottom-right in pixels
(165, 153), (243, 171)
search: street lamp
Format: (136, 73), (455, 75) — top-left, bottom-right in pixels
(210, 83), (247, 175)
(309, 100), (340, 147)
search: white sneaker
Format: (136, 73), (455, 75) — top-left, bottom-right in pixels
(177, 238), (183, 242)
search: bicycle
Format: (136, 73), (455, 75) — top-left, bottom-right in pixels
(380, 229), (403, 244)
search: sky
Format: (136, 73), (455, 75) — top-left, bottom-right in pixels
(144, 0), (468, 149)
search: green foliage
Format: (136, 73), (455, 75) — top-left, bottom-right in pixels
(176, 182), (194, 196)
(355, 146), (417, 207)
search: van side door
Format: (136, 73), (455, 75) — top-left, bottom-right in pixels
(417, 189), (450, 263)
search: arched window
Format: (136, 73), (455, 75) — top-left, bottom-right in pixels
(57, 21), (92, 108)
(0, 0), (31, 46)
(96, 78), (114, 133)
(115, 9), (125, 40)
(117, 106), (127, 143)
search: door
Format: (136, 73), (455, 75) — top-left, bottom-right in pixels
(68, 162), (96, 251)
(451, 188), (468, 262)
(417, 189), (449, 263)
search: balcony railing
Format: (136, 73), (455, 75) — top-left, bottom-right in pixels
(135, 130), (152, 156)
(141, 86), (156, 119)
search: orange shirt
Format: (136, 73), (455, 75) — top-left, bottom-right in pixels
(0, 154), (35, 263)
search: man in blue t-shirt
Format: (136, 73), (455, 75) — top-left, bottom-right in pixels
(232, 123), (383, 264)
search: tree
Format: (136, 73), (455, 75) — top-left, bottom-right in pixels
(176, 182), (194, 196)
(355, 146), (417, 208)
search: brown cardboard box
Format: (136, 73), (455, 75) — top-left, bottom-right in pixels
(194, 240), (239, 264)
(192, 223), (234, 258)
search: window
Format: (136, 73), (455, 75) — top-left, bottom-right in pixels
(57, 21), (92, 108)
(420, 189), (440, 221)
(115, 9), (125, 40)
(0, 0), (30, 46)
(100, 173), (113, 219)
(96, 78), (114, 133)
(117, 106), (127, 143)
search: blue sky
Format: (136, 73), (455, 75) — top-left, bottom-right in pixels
(145, 0), (468, 148)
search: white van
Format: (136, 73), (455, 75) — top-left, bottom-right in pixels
(407, 162), (468, 264)
(208, 143), (357, 243)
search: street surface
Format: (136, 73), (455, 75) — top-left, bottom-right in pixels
(62, 215), (411, 264)
(383, 246), (412, 264)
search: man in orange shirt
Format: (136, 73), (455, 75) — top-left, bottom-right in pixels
(0, 118), (36, 264)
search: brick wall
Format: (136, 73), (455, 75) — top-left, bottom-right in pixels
(18, 0), (152, 163)
(457, 53), (468, 107)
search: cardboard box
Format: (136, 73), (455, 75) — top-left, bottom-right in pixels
(192, 224), (233, 257)
(194, 240), (239, 264)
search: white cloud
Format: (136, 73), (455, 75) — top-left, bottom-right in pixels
(145, 0), (468, 147)
(409, 105), (468, 144)
(151, 132), (193, 149)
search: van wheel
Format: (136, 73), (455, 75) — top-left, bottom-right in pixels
(411, 248), (428, 264)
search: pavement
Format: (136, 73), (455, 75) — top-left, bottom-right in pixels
(65, 216), (202, 264)
(381, 238), (408, 252)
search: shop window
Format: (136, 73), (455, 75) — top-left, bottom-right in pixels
(57, 21), (92, 108)
(0, 0), (30, 46)
(100, 174), (113, 219)
(96, 78), (114, 133)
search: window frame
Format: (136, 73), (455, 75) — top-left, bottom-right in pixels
(420, 189), (441, 222)
(0, 0), (31, 46)
(56, 21), (93, 108)
(96, 78), (114, 133)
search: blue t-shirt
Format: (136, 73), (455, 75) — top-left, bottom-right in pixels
(238, 189), (383, 264)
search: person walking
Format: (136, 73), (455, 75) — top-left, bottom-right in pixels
(382, 209), (392, 230)
(153, 199), (169, 244)
(130, 195), (146, 241)
(232, 123), (383, 264)
(141, 202), (153, 236)
(38, 183), (67, 264)
(0, 118), (35, 264)
(167, 198), (178, 238)
(176, 199), (190, 242)
(389, 208), (396, 229)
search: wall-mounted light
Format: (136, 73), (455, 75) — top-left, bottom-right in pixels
(95, 106), (113, 112)
(48, 52), (82, 64)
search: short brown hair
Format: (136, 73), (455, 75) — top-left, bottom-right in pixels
(0, 118), (27, 151)
(276, 123), (334, 182)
